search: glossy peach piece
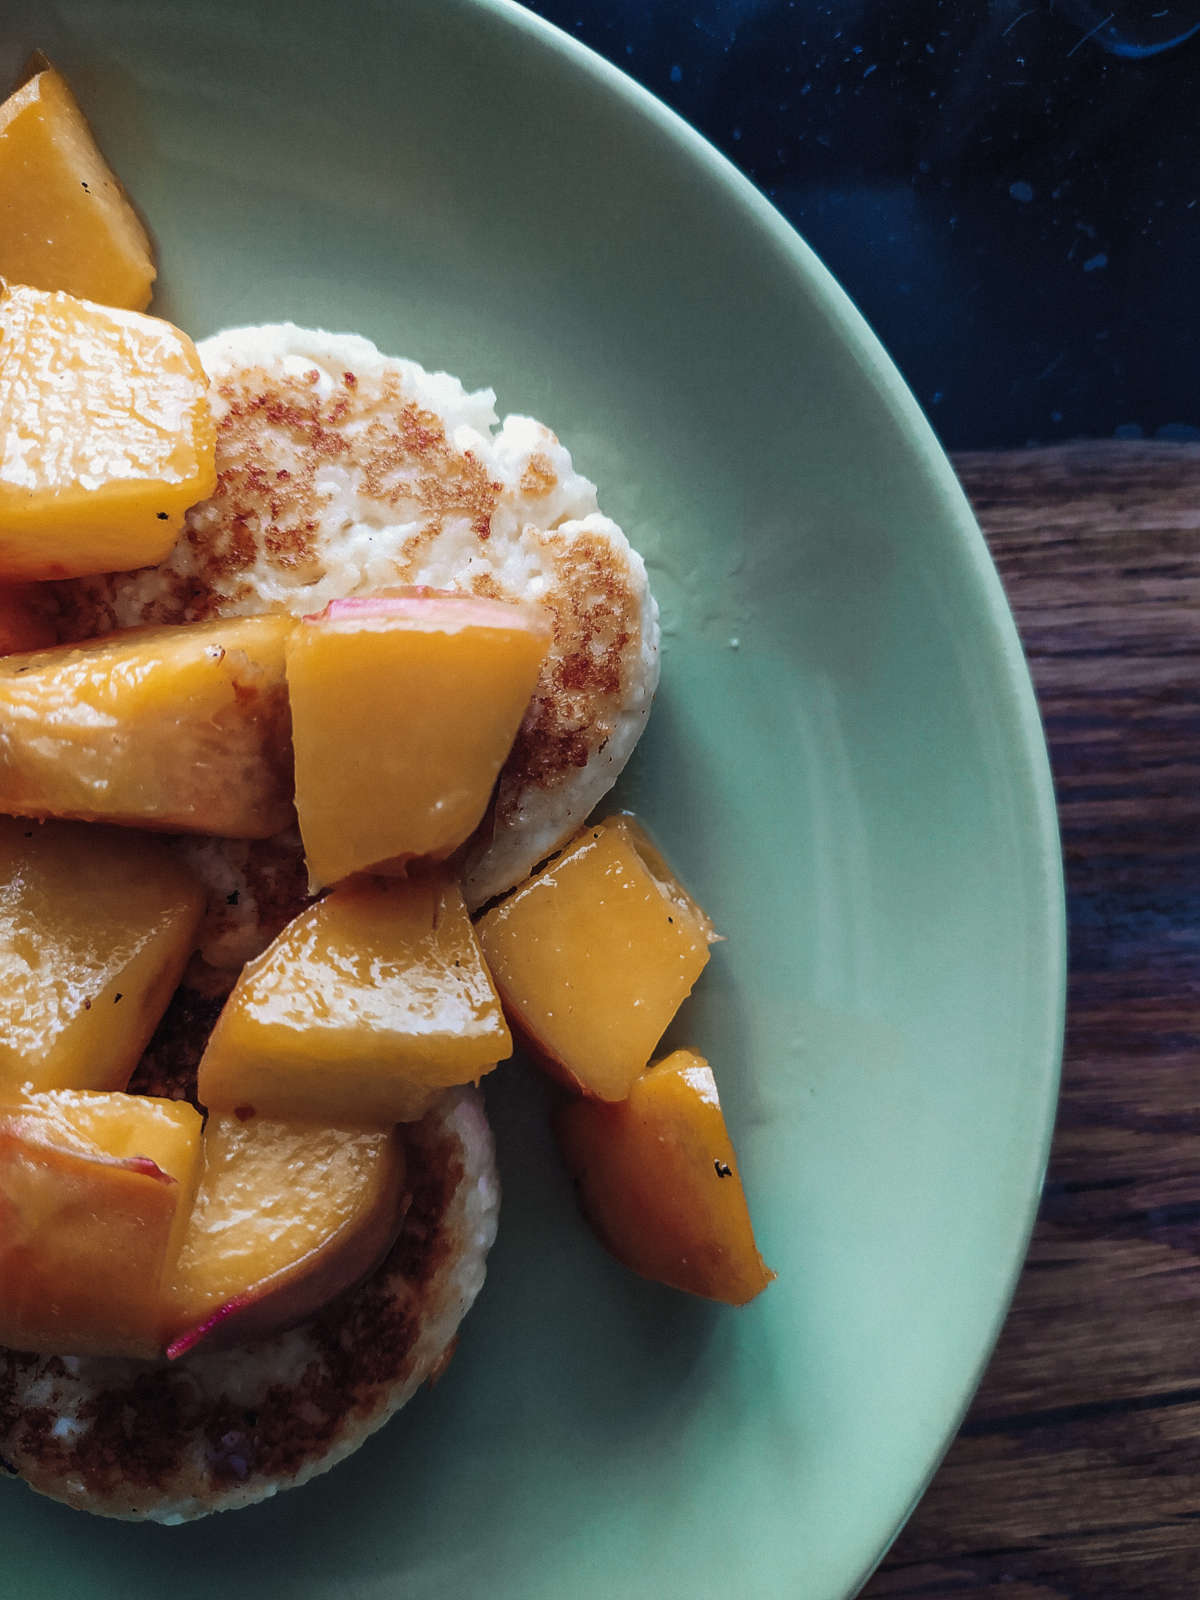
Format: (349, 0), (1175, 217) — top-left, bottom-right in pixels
(0, 816), (204, 1096)
(287, 592), (550, 889)
(0, 1090), (203, 1357)
(0, 56), (156, 310)
(198, 872), (510, 1125)
(476, 814), (716, 1101)
(0, 616), (295, 836)
(167, 1111), (403, 1357)
(0, 284), (214, 579)
(556, 1049), (774, 1306)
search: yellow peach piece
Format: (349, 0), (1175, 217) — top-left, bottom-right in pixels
(0, 615), (296, 837)
(0, 1089), (203, 1357)
(0, 283), (215, 579)
(167, 1111), (403, 1358)
(0, 817), (204, 1097)
(198, 872), (511, 1126)
(0, 56), (156, 310)
(476, 815), (716, 1101)
(287, 592), (550, 890)
(556, 1049), (774, 1306)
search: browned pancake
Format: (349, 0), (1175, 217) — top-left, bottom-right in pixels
(0, 323), (662, 1519)
(53, 323), (661, 913)
(0, 1086), (497, 1522)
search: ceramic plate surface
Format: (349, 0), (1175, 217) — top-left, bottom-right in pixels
(0, 3), (1064, 1595)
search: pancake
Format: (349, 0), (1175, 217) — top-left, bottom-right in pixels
(0, 1086), (498, 1522)
(54, 324), (661, 924)
(4, 326), (657, 1518)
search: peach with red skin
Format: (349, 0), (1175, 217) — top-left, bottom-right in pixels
(166, 1111), (406, 1358)
(286, 590), (550, 889)
(0, 1090), (203, 1357)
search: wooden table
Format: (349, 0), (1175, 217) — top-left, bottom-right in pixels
(863, 442), (1200, 1600)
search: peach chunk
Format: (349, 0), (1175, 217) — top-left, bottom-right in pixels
(556, 1049), (774, 1306)
(0, 55), (156, 310)
(0, 1089), (203, 1357)
(0, 817), (204, 1096)
(167, 1111), (403, 1358)
(287, 592), (550, 889)
(0, 283), (215, 579)
(476, 815), (717, 1101)
(0, 616), (296, 837)
(198, 872), (511, 1126)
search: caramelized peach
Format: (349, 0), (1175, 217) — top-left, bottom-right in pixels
(556, 1049), (774, 1305)
(287, 592), (550, 889)
(0, 1090), (203, 1357)
(0, 616), (295, 836)
(0, 283), (214, 579)
(477, 815), (716, 1101)
(0, 56), (156, 310)
(198, 872), (510, 1126)
(167, 1111), (403, 1358)
(0, 817), (204, 1096)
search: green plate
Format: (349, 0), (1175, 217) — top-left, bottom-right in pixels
(0, 3), (1065, 1595)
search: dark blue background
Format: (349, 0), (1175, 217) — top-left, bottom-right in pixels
(525, 0), (1200, 451)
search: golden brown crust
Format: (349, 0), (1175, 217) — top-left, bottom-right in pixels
(52, 364), (504, 633)
(0, 916), (497, 1522)
(170, 831), (312, 996)
(0, 1125), (454, 1500)
(0, 1088), (496, 1521)
(502, 522), (638, 796)
(50, 329), (658, 910)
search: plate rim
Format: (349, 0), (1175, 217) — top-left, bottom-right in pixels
(461, 0), (1068, 1589)
(0, 0), (1068, 1589)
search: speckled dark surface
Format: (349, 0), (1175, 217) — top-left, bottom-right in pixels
(524, 0), (1200, 450)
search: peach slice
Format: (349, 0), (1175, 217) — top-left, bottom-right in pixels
(0, 55), (156, 310)
(0, 816), (204, 1096)
(0, 615), (296, 837)
(286, 592), (550, 889)
(0, 1089), (203, 1357)
(476, 815), (717, 1101)
(166, 1111), (403, 1358)
(556, 1049), (774, 1305)
(0, 283), (214, 579)
(198, 872), (511, 1126)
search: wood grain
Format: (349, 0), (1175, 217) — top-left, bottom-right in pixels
(862, 442), (1200, 1599)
